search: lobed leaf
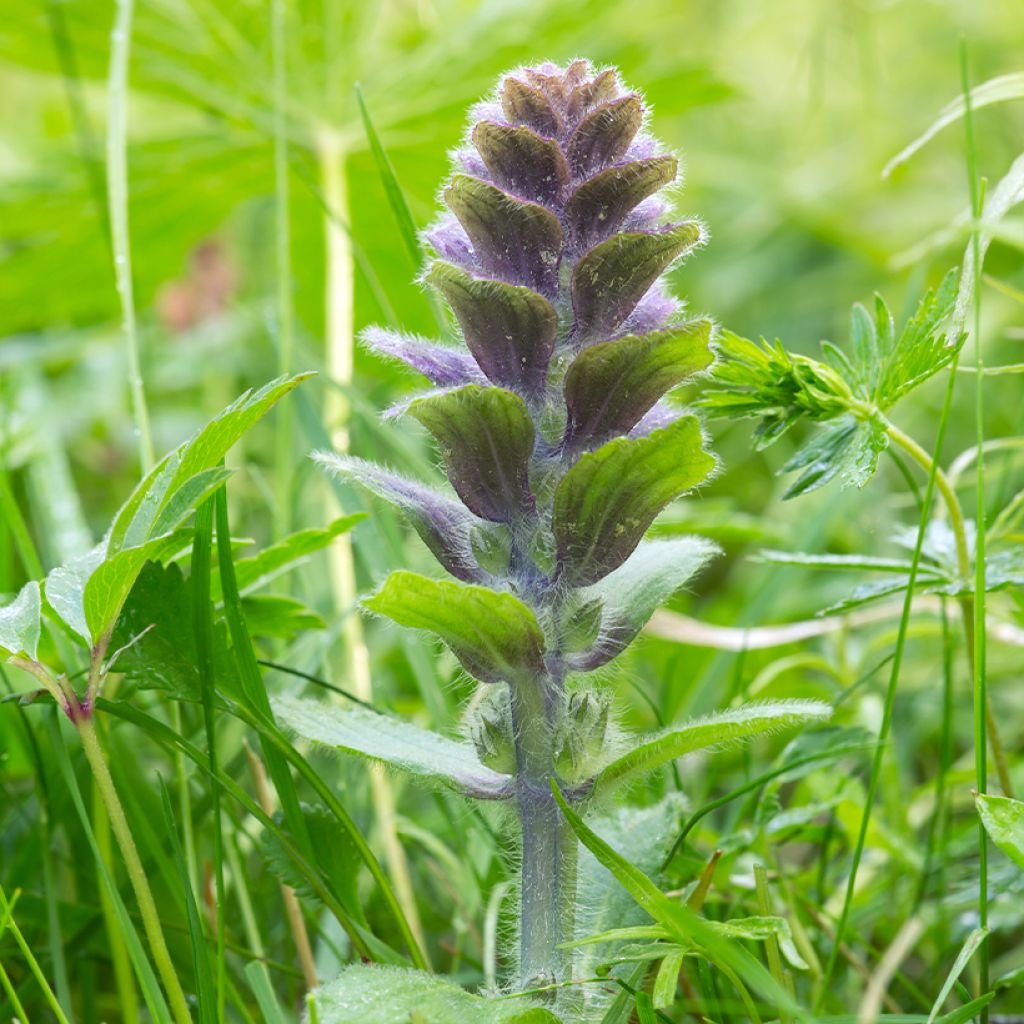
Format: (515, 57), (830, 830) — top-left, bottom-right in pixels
(572, 223), (702, 338)
(593, 701), (832, 794)
(407, 385), (536, 524)
(554, 415), (716, 586)
(563, 319), (713, 448)
(363, 570), (546, 685)
(274, 695), (512, 800)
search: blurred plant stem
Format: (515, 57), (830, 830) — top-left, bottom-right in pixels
(78, 715), (193, 1024)
(882, 418), (1013, 797)
(316, 129), (428, 963)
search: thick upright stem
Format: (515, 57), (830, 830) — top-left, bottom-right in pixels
(78, 716), (193, 1024)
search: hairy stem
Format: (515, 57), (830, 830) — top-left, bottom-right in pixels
(882, 418), (1013, 797)
(78, 716), (193, 1024)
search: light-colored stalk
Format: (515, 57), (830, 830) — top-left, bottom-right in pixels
(107, 0), (154, 473)
(316, 130), (428, 961)
(78, 716), (193, 1024)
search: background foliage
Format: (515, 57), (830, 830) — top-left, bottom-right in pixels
(2, 1), (1024, 1021)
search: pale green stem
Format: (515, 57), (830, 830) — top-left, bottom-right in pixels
(882, 417), (1013, 797)
(316, 130), (429, 962)
(107, 0), (154, 473)
(78, 716), (193, 1024)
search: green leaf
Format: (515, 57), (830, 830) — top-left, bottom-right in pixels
(572, 223), (703, 338)
(976, 793), (1024, 871)
(408, 385), (536, 524)
(593, 701), (832, 793)
(554, 415), (716, 586)
(212, 515), (365, 598)
(782, 416), (888, 499)
(926, 927), (989, 1024)
(564, 320), (713, 448)
(569, 537), (719, 671)
(0, 580), (41, 659)
(238, 595), (325, 639)
(306, 965), (558, 1024)
(364, 571), (546, 685)
(45, 545), (104, 643)
(704, 916), (808, 971)
(652, 947), (684, 1009)
(274, 695), (512, 800)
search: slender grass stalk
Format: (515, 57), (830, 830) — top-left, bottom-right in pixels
(0, 885), (72, 1024)
(961, 41), (990, 1019)
(78, 716), (193, 1024)
(106, 0), (153, 473)
(272, 0), (296, 538)
(315, 128), (428, 962)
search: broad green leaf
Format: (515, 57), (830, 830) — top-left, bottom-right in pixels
(83, 530), (194, 642)
(976, 793), (1024, 871)
(274, 695), (512, 800)
(572, 223), (703, 338)
(45, 544), (105, 643)
(306, 965), (558, 1024)
(238, 595), (325, 639)
(554, 415), (716, 586)
(364, 571), (545, 684)
(569, 537), (719, 671)
(408, 385), (536, 524)
(211, 514), (365, 599)
(564, 320), (713, 447)
(594, 701), (832, 793)
(0, 580), (41, 659)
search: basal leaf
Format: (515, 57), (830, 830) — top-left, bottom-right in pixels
(306, 965), (557, 1024)
(593, 701), (832, 794)
(976, 793), (1024, 871)
(315, 453), (498, 583)
(363, 571), (545, 685)
(407, 385), (536, 524)
(568, 537), (719, 671)
(554, 415), (716, 586)
(563, 320), (713, 448)
(274, 695), (512, 800)
(572, 223), (702, 338)
(0, 580), (42, 659)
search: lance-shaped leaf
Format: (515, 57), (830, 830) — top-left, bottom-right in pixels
(563, 319), (713, 448)
(445, 175), (562, 295)
(407, 385), (535, 524)
(427, 263), (557, 397)
(568, 537), (719, 671)
(500, 76), (561, 137)
(364, 571), (546, 685)
(566, 156), (677, 249)
(274, 695), (512, 801)
(572, 223), (702, 338)
(308, 964), (560, 1024)
(976, 793), (1024, 871)
(472, 121), (568, 205)
(554, 415), (716, 586)
(315, 453), (496, 582)
(362, 326), (487, 387)
(567, 94), (643, 179)
(593, 701), (832, 794)
(0, 580), (41, 659)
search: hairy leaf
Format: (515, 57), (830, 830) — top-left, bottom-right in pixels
(572, 224), (702, 338)
(363, 571), (545, 684)
(407, 385), (535, 524)
(427, 263), (557, 397)
(500, 76), (561, 137)
(315, 453), (499, 583)
(362, 326), (487, 387)
(275, 695), (511, 800)
(566, 95), (643, 178)
(472, 121), (569, 205)
(0, 580), (41, 659)
(569, 537), (719, 671)
(593, 701), (832, 793)
(554, 415), (716, 586)
(564, 319), (713, 447)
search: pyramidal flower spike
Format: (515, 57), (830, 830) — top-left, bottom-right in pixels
(300, 59), (832, 1009)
